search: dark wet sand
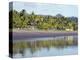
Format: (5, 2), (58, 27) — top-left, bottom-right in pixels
(9, 31), (78, 40)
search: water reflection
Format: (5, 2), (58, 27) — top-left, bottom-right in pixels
(12, 35), (78, 58)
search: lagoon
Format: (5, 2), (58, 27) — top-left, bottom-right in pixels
(12, 35), (78, 58)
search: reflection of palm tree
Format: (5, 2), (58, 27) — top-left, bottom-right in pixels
(30, 41), (37, 54)
(30, 47), (39, 54)
(19, 48), (25, 56)
(47, 46), (50, 51)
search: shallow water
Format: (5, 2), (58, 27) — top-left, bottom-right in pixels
(12, 35), (78, 58)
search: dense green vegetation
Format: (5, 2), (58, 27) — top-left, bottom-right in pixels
(9, 9), (78, 31)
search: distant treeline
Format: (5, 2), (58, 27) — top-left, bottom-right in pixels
(9, 9), (78, 31)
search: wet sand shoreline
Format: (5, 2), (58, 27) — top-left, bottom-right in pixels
(9, 31), (78, 40)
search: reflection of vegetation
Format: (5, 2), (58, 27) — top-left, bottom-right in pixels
(13, 37), (78, 54)
(9, 9), (78, 31)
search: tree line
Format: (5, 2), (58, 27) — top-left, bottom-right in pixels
(9, 9), (78, 31)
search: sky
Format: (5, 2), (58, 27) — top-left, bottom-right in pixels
(12, 1), (78, 17)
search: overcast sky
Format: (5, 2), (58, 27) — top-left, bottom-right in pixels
(12, 1), (78, 17)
